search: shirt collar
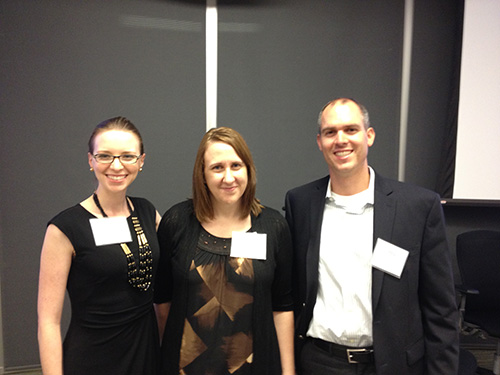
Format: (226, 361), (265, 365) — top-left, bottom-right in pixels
(325, 167), (375, 213)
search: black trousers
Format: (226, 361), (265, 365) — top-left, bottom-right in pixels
(300, 339), (377, 375)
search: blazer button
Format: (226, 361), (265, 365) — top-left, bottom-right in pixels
(298, 334), (304, 340)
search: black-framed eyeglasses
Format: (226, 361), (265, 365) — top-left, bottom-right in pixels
(93, 154), (141, 164)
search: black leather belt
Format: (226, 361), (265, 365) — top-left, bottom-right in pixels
(311, 338), (374, 364)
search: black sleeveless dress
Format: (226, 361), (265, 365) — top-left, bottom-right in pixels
(49, 197), (160, 375)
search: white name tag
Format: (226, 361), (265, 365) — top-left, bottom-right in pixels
(372, 238), (409, 279)
(89, 217), (132, 246)
(230, 231), (267, 260)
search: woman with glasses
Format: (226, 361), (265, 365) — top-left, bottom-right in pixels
(154, 127), (295, 375)
(37, 117), (161, 375)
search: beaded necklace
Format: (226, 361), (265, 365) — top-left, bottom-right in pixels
(93, 193), (153, 291)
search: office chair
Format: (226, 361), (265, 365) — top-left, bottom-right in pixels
(456, 230), (500, 375)
(459, 347), (478, 375)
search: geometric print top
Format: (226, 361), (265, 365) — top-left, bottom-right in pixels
(179, 227), (255, 375)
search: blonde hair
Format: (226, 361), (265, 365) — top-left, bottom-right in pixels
(88, 116), (144, 154)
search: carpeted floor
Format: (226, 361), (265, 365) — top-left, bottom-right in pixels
(3, 369), (41, 375)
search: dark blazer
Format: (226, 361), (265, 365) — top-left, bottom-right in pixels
(284, 172), (459, 375)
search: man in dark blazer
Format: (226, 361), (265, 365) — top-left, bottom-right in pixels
(285, 98), (459, 374)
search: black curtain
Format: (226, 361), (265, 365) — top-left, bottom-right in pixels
(435, 0), (465, 198)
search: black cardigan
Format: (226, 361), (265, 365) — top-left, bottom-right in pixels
(154, 200), (293, 375)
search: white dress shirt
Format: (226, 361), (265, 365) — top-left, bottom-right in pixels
(307, 167), (375, 347)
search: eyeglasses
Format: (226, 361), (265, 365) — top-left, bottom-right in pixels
(93, 154), (141, 164)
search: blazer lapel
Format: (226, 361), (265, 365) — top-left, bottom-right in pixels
(372, 174), (396, 312)
(306, 177), (329, 302)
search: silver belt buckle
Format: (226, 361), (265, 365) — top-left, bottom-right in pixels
(346, 348), (371, 364)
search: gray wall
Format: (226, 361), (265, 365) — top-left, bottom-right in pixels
(0, 0), (464, 370)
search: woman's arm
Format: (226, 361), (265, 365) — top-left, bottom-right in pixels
(154, 302), (171, 344)
(155, 210), (162, 231)
(37, 224), (74, 375)
(273, 310), (295, 375)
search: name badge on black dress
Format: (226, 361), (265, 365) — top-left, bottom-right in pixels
(230, 231), (267, 260)
(89, 217), (132, 246)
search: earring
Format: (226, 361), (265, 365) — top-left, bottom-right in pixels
(90, 167), (94, 172)
(139, 167), (143, 172)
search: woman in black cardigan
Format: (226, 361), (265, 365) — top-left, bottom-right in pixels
(154, 127), (295, 375)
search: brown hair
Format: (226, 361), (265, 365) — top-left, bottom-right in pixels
(317, 97), (371, 131)
(88, 116), (144, 154)
(192, 127), (263, 222)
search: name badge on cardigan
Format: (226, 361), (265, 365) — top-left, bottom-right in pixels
(230, 231), (267, 260)
(89, 217), (132, 246)
(372, 238), (409, 279)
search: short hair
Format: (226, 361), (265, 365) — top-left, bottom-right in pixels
(88, 116), (144, 154)
(317, 98), (371, 132)
(192, 126), (263, 222)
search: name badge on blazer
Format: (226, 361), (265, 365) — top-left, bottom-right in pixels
(230, 231), (267, 260)
(372, 238), (409, 279)
(89, 217), (132, 246)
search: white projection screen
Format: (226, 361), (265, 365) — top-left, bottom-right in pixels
(454, 0), (500, 200)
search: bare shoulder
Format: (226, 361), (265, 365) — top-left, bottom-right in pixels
(42, 224), (74, 258)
